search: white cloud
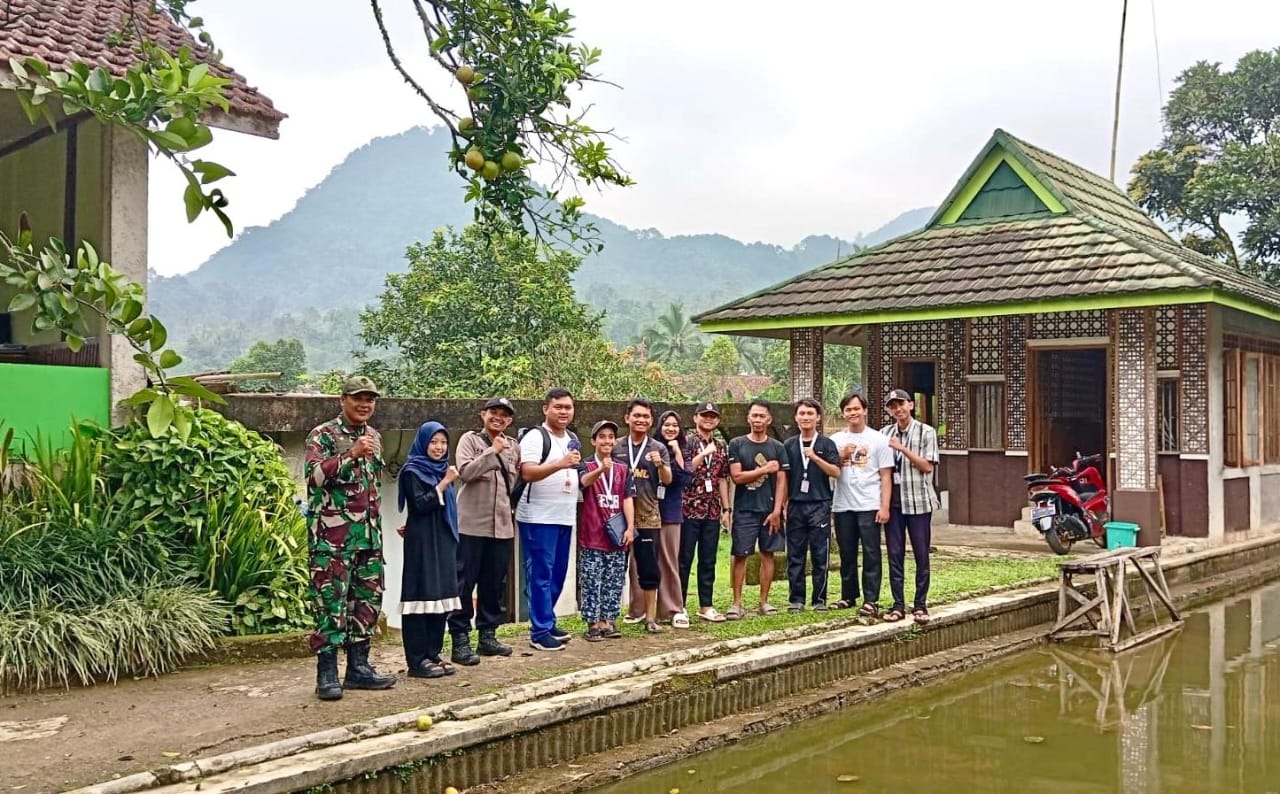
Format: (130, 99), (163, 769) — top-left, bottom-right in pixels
(148, 0), (1280, 275)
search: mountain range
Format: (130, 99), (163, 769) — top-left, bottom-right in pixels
(148, 126), (933, 372)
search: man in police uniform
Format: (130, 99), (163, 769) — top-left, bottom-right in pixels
(304, 375), (396, 700)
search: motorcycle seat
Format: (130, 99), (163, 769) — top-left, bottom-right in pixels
(1026, 478), (1060, 488)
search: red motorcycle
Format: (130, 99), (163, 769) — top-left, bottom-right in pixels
(1025, 452), (1109, 555)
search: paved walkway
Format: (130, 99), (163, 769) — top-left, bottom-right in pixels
(0, 525), (1209, 793)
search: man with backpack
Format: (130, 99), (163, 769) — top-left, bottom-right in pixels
(515, 388), (580, 651)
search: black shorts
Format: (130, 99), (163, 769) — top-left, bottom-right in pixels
(632, 528), (661, 590)
(731, 510), (784, 557)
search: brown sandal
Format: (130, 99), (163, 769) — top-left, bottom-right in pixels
(912, 608), (931, 625)
(883, 608), (906, 623)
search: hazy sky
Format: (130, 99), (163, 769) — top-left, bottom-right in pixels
(147, 0), (1280, 276)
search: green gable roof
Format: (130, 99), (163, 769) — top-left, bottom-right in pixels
(957, 161), (1051, 221)
(696, 128), (1280, 334)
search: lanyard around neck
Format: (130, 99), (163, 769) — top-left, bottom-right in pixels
(596, 456), (614, 495)
(627, 437), (646, 471)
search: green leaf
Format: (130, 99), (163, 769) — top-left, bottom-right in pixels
(192, 160), (235, 184)
(183, 182), (204, 222)
(8, 57), (28, 81)
(65, 333), (84, 352)
(146, 395), (176, 438)
(7, 293), (36, 313)
(187, 63), (210, 89)
(150, 317), (168, 351)
(166, 376), (226, 405)
(172, 407), (193, 442)
(159, 349), (182, 369)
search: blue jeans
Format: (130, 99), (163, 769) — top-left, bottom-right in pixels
(885, 508), (931, 611)
(519, 521), (571, 641)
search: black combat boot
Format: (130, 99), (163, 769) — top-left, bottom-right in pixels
(450, 631), (481, 666)
(343, 641), (396, 690)
(477, 628), (513, 657)
(315, 650), (343, 701)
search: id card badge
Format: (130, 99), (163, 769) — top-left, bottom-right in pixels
(893, 472), (903, 485)
(704, 478), (714, 493)
(562, 477), (573, 493)
(799, 478), (810, 494)
(656, 486), (667, 500)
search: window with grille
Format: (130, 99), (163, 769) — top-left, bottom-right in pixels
(968, 381), (1004, 449)
(1266, 357), (1280, 464)
(1244, 354), (1262, 465)
(1157, 378), (1179, 452)
(1225, 349), (1240, 467)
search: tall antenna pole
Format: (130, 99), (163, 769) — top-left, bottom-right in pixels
(1109, 0), (1129, 182)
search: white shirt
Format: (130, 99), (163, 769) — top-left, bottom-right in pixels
(830, 428), (894, 512)
(514, 424), (579, 526)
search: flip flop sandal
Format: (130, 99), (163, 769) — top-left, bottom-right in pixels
(603, 623), (623, 639)
(758, 603), (779, 616)
(858, 602), (881, 618)
(883, 608), (906, 623)
(813, 603), (829, 612)
(622, 614), (645, 624)
(409, 662), (448, 679)
(912, 609), (932, 625)
(697, 608), (727, 623)
(725, 605), (745, 621)
(787, 603), (804, 614)
(645, 620), (663, 634)
(672, 612), (691, 629)
(831, 600), (853, 610)
(585, 627), (605, 642)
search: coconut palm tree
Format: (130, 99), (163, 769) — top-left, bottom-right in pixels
(641, 303), (703, 363)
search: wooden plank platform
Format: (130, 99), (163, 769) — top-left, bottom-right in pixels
(1048, 546), (1183, 652)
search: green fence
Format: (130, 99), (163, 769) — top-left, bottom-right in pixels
(0, 363), (111, 456)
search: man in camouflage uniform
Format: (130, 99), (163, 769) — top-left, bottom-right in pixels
(304, 375), (396, 700)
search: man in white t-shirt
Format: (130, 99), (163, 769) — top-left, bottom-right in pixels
(516, 388), (580, 651)
(829, 392), (893, 617)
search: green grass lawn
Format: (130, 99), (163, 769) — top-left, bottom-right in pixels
(494, 542), (1061, 643)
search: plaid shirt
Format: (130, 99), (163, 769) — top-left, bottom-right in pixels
(881, 419), (940, 516)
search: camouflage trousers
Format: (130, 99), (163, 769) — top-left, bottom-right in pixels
(308, 544), (385, 654)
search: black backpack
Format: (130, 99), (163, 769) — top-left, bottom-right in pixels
(509, 426), (580, 508)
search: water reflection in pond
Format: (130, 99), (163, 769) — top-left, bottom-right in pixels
(600, 582), (1280, 793)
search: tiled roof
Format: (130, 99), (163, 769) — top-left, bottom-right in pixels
(696, 129), (1279, 327)
(0, 0), (283, 137)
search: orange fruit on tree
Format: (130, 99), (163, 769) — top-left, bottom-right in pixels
(455, 65), (475, 85)
(500, 151), (523, 172)
(464, 148), (485, 171)
(481, 160), (501, 180)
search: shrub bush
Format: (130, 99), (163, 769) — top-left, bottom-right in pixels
(187, 484), (311, 636)
(0, 427), (228, 692)
(103, 408), (299, 546)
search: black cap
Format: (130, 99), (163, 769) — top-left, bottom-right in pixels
(694, 401), (720, 416)
(483, 397), (515, 415)
(884, 388), (912, 406)
(590, 419), (620, 438)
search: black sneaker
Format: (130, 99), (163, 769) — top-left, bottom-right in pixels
(549, 627), (572, 643)
(529, 635), (565, 652)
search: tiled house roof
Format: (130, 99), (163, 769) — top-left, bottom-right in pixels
(0, 0), (283, 137)
(696, 129), (1279, 330)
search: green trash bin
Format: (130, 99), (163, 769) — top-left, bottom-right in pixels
(1105, 521), (1140, 550)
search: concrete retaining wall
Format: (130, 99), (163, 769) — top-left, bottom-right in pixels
(90, 535), (1280, 794)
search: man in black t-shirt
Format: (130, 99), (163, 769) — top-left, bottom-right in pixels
(782, 398), (841, 612)
(726, 400), (789, 619)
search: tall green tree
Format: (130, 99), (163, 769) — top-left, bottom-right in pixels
(229, 338), (307, 392)
(359, 222), (661, 398)
(1128, 48), (1280, 281)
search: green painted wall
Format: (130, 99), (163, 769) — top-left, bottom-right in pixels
(0, 362), (110, 456)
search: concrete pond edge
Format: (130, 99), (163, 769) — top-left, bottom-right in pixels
(72, 534), (1280, 794)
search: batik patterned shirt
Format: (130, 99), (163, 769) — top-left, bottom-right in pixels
(680, 432), (729, 520)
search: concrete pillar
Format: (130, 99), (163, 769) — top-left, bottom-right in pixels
(98, 125), (149, 424)
(1206, 306), (1225, 541)
(1113, 309), (1161, 543)
(788, 327), (824, 403)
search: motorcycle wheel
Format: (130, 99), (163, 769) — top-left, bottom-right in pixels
(1046, 515), (1087, 555)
